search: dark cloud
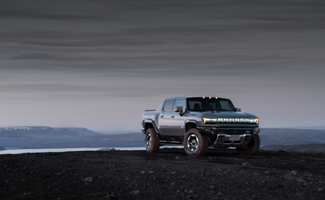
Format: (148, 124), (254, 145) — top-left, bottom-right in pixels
(0, 0), (325, 130)
(0, 84), (108, 93)
(0, 9), (99, 21)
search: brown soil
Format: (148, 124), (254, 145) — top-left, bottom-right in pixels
(1, 148), (325, 200)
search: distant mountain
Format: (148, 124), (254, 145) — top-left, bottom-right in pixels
(0, 126), (102, 139)
(262, 143), (325, 152)
(291, 126), (325, 130)
(0, 127), (142, 149)
(259, 128), (325, 146)
(2, 127), (325, 152)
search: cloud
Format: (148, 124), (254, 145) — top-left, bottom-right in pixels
(1, 0), (325, 130)
(0, 84), (107, 93)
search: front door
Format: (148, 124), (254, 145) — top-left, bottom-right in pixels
(158, 99), (175, 135)
(158, 98), (186, 136)
(169, 99), (186, 136)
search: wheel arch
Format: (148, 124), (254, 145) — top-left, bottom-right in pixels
(185, 120), (214, 144)
(185, 120), (199, 132)
(143, 119), (159, 134)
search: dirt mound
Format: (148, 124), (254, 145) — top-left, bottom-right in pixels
(1, 149), (324, 199)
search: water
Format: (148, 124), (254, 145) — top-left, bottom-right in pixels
(0, 146), (185, 155)
(0, 147), (145, 155)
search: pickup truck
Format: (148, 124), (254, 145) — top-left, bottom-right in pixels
(141, 97), (260, 157)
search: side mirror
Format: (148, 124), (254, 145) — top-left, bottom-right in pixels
(174, 106), (185, 116)
(174, 106), (183, 112)
(236, 107), (241, 112)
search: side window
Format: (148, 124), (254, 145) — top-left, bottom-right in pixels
(175, 99), (186, 108)
(163, 100), (174, 112)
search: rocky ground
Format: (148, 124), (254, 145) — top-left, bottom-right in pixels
(1, 148), (325, 200)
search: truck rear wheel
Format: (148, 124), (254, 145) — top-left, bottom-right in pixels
(184, 128), (208, 157)
(145, 128), (159, 153)
(236, 134), (260, 155)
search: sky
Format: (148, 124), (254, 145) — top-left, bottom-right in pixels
(1, 0), (325, 132)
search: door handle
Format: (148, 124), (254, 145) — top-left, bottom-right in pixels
(171, 115), (175, 118)
(160, 115), (164, 118)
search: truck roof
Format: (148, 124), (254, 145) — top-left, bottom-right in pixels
(164, 97), (229, 100)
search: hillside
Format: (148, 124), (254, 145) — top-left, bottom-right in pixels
(260, 128), (325, 146)
(262, 143), (325, 153)
(0, 126), (101, 138)
(0, 126), (105, 149)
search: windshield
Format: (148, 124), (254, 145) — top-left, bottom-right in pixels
(187, 98), (235, 112)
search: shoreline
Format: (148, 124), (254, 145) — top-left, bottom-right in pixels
(0, 146), (185, 155)
(0, 147), (143, 155)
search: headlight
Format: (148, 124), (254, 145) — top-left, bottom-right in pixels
(203, 118), (217, 124)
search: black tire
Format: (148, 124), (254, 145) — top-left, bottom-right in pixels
(145, 128), (159, 153)
(184, 128), (208, 157)
(236, 134), (260, 155)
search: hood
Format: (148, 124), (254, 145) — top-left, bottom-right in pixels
(199, 111), (257, 119)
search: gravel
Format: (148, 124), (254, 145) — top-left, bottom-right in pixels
(1, 148), (325, 200)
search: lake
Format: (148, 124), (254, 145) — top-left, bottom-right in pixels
(0, 147), (145, 155)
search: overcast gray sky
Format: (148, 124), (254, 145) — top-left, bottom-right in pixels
(1, 0), (325, 132)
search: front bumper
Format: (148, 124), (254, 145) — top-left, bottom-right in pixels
(197, 126), (260, 148)
(213, 133), (252, 147)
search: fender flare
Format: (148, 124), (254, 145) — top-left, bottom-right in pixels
(185, 120), (199, 128)
(185, 120), (214, 136)
(143, 119), (159, 134)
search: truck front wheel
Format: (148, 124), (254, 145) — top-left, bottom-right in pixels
(236, 134), (260, 155)
(184, 128), (208, 157)
(145, 128), (159, 153)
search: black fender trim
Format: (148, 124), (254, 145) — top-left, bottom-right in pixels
(185, 120), (199, 126)
(143, 119), (159, 134)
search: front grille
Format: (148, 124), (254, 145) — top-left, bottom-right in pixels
(214, 130), (249, 135)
